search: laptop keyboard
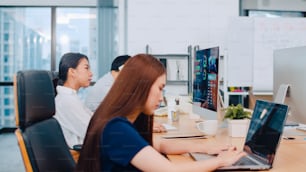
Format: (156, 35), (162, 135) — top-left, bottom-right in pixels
(233, 156), (258, 166)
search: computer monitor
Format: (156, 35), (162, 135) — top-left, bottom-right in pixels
(193, 47), (219, 120)
(273, 46), (306, 125)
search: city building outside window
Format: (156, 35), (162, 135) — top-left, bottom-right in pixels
(0, 7), (101, 128)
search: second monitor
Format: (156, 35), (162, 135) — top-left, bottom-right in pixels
(273, 46), (306, 125)
(193, 47), (219, 120)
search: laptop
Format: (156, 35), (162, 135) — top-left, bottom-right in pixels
(190, 100), (289, 171)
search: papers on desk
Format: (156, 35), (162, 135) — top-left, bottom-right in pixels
(285, 120), (299, 126)
(162, 123), (177, 131)
(283, 124), (306, 136)
(162, 133), (206, 139)
(189, 152), (215, 161)
(296, 124), (306, 132)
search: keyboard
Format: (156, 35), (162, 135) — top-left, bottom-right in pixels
(234, 156), (258, 166)
(285, 120), (299, 126)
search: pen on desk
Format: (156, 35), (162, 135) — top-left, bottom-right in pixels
(283, 136), (295, 140)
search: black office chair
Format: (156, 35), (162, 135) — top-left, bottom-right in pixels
(14, 70), (75, 172)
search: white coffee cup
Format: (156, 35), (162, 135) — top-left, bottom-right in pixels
(196, 120), (218, 136)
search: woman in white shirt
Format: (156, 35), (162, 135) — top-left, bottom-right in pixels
(54, 52), (93, 148)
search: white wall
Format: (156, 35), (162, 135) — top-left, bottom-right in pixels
(126, 0), (239, 55)
(125, 0), (239, 95)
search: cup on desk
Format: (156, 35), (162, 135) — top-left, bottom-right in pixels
(171, 111), (179, 122)
(196, 120), (218, 136)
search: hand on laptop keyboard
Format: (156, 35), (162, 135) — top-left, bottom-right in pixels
(233, 156), (258, 166)
(216, 147), (247, 167)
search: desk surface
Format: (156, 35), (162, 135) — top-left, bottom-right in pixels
(154, 114), (306, 172)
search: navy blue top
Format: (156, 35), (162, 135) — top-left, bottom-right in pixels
(100, 117), (149, 172)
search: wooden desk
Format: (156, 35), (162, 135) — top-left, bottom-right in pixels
(154, 114), (306, 171)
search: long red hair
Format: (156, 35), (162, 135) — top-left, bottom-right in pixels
(76, 54), (166, 172)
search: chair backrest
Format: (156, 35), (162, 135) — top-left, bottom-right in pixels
(14, 70), (75, 172)
(51, 71), (59, 96)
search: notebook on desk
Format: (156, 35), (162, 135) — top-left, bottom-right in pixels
(162, 133), (206, 139)
(190, 100), (289, 171)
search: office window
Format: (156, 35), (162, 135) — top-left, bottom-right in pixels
(3, 22), (9, 31)
(4, 33), (9, 41)
(0, 86), (14, 126)
(4, 98), (9, 105)
(0, 7), (99, 79)
(4, 76), (10, 81)
(3, 55), (8, 63)
(0, 8), (51, 128)
(4, 109), (10, 116)
(0, 7), (99, 80)
(4, 87), (10, 94)
(56, 8), (97, 77)
(0, 6), (100, 128)
(4, 66), (9, 73)
(3, 44), (8, 52)
(0, 7), (51, 79)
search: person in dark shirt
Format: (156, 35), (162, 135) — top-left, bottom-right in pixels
(76, 54), (245, 172)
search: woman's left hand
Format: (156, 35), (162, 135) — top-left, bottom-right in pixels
(153, 122), (167, 133)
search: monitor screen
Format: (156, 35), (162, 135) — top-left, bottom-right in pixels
(273, 46), (306, 125)
(193, 47), (219, 119)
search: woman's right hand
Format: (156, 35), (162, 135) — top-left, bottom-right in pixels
(216, 146), (246, 167)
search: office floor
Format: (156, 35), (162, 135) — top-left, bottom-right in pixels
(0, 132), (25, 172)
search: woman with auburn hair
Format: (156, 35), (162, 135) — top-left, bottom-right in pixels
(76, 54), (245, 172)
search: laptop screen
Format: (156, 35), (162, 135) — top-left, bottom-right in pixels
(243, 100), (289, 165)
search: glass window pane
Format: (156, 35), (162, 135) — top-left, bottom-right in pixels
(4, 22), (10, 31)
(0, 86), (14, 127)
(4, 33), (9, 41)
(0, 7), (51, 128)
(56, 8), (98, 79)
(4, 65), (9, 73)
(4, 87), (10, 94)
(4, 98), (9, 105)
(0, 7), (51, 82)
(4, 55), (8, 62)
